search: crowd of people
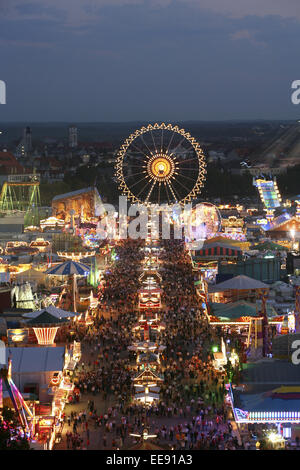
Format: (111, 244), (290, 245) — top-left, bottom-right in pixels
(57, 237), (243, 450)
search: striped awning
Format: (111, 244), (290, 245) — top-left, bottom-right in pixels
(196, 245), (240, 257)
(46, 260), (90, 276)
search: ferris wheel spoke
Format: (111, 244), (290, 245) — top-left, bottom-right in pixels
(182, 145), (196, 154)
(123, 170), (147, 179)
(136, 179), (152, 199)
(150, 130), (159, 155)
(139, 134), (154, 158)
(177, 157), (199, 165)
(177, 173), (198, 182)
(129, 175), (150, 189)
(166, 180), (178, 204)
(173, 177), (193, 194)
(130, 142), (150, 159)
(166, 131), (176, 153)
(145, 180), (157, 203)
(169, 136), (186, 155)
(158, 182), (161, 205)
(161, 128), (164, 153)
(163, 182), (172, 205)
(126, 164), (147, 169)
(169, 179), (182, 203)
(179, 167), (199, 171)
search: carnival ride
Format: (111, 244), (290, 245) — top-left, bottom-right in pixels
(254, 177), (282, 211)
(115, 123), (206, 206)
(0, 359), (34, 437)
(5, 241), (39, 256)
(29, 238), (51, 253)
(184, 202), (222, 248)
(0, 174), (41, 226)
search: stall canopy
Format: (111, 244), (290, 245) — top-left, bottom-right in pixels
(15, 268), (47, 284)
(195, 242), (242, 257)
(252, 241), (288, 252)
(208, 300), (276, 321)
(209, 275), (269, 293)
(46, 261), (90, 276)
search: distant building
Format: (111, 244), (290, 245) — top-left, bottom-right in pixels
(23, 126), (32, 154)
(208, 150), (226, 163)
(15, 127), (32, 157)
(69, 125), (78, 148)
(0, 150), (24, 185)
(265, 215), (300, 241)
(217, 257), (283, 284)
(52, 186), (104, 222)
(208, 274), (270, 303)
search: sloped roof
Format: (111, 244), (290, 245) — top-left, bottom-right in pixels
(209, 300), (275, 319)
(209, 275), (269, 292)
(242, 360), (300, 384)
(25, 311), (67, 325)
(266, 215), (300, 232)
(4, 346), (65, 373)
(15, 268), (47, 280)
(237, 392), (300, 413)
(23, 305), (77, 325)
(206, 236), (245, 247)
(52, 186), (99, 201)
(0, 151), (24, 172)
(23, 305), (75, 319)
(46, 260), (90, 276)
(252, 241), (288, 251)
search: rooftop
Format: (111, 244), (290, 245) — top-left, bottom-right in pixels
(3, 346), (65, 373)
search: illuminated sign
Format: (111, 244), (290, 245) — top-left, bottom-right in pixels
(256, 219), (268, 225)
(7, 329), (28, 344)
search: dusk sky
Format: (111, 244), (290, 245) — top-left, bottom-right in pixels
(1, 0), (300, 122)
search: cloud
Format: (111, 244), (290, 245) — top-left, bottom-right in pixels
(0, 38), (52, 48)
(231, 30), (252, 40)
(230, 29), (267, 47)
(2, 0), (300, 27)
(185, 0), (300, 21)
(0, 0), (145, 26)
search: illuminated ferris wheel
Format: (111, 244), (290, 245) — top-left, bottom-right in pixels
(115, 123), (206, 206)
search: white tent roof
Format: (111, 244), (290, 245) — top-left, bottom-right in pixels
(210, 275), (269, 292)
(4, 346), (65, 373)
(15, 268), (47, 281)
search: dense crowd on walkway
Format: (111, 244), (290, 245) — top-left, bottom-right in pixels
(57, 237), (243, 450)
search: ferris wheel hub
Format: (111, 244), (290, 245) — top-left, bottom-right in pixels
(147, 153), (175, 182)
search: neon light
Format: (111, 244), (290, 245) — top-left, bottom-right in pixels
(33, 327), (59, 345)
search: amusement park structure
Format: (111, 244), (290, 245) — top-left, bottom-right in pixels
(0, 173), (41, 226)
(253, 176), (282, 212)
(0, 359), (33, 437)
(115, 123), (206, 206)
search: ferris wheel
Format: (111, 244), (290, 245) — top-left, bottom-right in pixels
(115, 123), (206, 206)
